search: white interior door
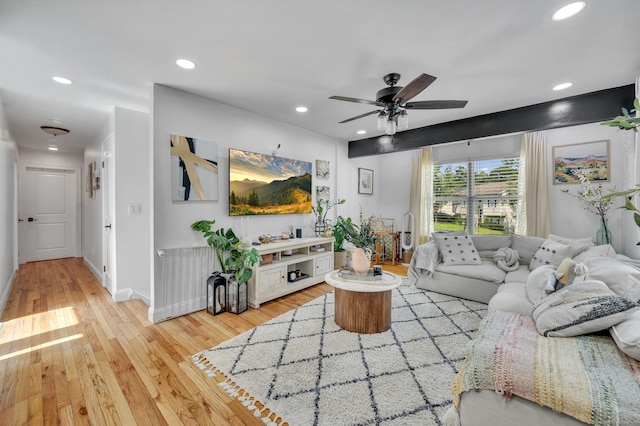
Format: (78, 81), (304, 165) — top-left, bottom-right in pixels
(23, 167), (77, 261)
(103, 136), (115, 294)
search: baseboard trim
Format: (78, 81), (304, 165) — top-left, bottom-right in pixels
(0, 270), (16, 317)
(113, 288), (132, 302)
(148, 296), (205, 323)
(83, 257), (103, 285)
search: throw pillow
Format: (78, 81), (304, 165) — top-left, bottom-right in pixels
(433, 234), (481, 266)
(529, 239), (571, 270)
(547, 234), (595, 258)
(573, 244), (616, 263)
(610, 310), (640, 361)
(580, 256), (640, 303)
(526, 264), (557, 305)
(532, 280), (640, 337)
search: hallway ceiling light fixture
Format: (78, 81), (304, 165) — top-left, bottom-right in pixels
(176, 59), (196, 69)
(52, 76), (73, 85)
(552, 2), (586, 21)
(357, 130), (366, 135)
(40, 125), (70, 136)
(48, 145), (58, 151)
(295, 106), (308, 112)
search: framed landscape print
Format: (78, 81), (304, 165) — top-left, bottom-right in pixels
(358, 168), (373, 194)
(552, 139), (609, 185)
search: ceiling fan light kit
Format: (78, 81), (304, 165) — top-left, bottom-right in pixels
(330, 73), (468, 135)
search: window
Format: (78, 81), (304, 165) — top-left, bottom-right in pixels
(432, 157), (521, 235)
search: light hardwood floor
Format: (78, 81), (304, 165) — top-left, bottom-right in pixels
(0, 258), (407, 425)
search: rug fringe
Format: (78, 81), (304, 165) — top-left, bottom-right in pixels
(442, 405), (461, 426)
(192, 353), (287, 426)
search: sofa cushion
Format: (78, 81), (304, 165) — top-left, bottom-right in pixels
(470, 234), (512, 251)
(573, 244), (616, 263)
(488, 282), (533, 315)
(504, 266), (531, 284)
(547, 234), (595, 258)
(532, 280), (639, 337)
(436, 260), (506, 283)
(529, 239), (571, 270)
(610, 310), (640, 361)
(580, 256), (640, 302)
(511, 234), (545, 265)
(433, 234), (481, 265)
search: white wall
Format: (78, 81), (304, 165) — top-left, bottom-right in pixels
(83, 119), (111, 282)
(113, 107), (151, 302)
(546, 122), (631, 253)
(0, 98), (18, 314)
(17, 148), (84, 264)
(151, 84), (361, 321)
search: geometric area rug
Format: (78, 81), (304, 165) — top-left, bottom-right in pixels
(193, 284), (488, 426)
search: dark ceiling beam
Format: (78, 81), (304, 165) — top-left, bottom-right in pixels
(348, 84), (636, 158)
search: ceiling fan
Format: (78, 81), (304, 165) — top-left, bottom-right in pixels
(329, 73), (468, 135)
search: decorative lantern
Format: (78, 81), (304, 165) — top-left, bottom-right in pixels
(206, 272), (227, 315)
(227, 275), (248, 314)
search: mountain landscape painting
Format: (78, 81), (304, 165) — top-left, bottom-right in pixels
(552, 139), (609, 184)
(229, 149), (312, 215)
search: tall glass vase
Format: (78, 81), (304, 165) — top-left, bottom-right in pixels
(595, 217), (612, 246)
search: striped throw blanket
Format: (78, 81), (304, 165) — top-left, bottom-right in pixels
(450, 311), (640, 426)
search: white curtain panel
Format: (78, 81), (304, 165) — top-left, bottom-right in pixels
(522, 132), (551, 238)
(409, 147), (433, 246)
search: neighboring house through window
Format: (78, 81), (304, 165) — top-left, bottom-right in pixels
(432, 157), (521, 235)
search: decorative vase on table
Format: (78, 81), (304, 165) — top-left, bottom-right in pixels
(595, 217), (612, 246)
(351, 247), (372, 276)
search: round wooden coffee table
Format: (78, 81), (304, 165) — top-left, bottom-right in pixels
(325, 270), (403, 334)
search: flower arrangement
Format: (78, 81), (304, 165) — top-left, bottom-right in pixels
(561, 171), (615, 244)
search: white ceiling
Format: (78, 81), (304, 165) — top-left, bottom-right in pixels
(1, 1), (639, 153)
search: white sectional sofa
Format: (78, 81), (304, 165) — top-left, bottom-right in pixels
(436, 238), (640, 426)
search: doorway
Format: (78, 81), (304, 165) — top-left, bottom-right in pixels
(19, 167), (79, 262)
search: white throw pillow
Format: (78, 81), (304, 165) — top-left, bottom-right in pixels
(525, 265), (557, 305)
(433, 234), (481, 266)
(581, 256), (640, 303)
(529, 239), (571, 270)
(573, 244), (617, 263)
(547, 234), (595, 258)
(532, 280), (640, 337)
(610, 310), (640, 361)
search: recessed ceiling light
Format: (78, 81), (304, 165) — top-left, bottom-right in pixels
(552, 2), (585, 21)
(176, 59), (196, 69)
(357, 130), (366, 135)
(553, 82), (573, 91)
(296, 106), (308, 113)
(52, 76), (73, 85)
(48, 146), (58, 151)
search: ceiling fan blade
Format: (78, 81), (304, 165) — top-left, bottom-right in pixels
(404, 100), (468, 110)
(338, 110), (381, 124)
(392, 73), (437, 103)
(329, 95), (384, 107)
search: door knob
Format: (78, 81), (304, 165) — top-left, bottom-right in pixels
(104, 224), (112, 229)
(18, 219), (24, 222)
(28, 217), (36, 222)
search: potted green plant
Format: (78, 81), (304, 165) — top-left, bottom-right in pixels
(191, 219), (260, 313)
(333, 216), (348, 269)
(311, 198), (345, 236)
(337, 216), (377, 275)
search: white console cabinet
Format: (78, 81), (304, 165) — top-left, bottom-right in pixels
(247, 237), (333, 308)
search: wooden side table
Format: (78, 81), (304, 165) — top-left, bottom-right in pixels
(324, 270), (402, 334)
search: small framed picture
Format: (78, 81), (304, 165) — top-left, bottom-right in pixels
(358, 168), (373, 195)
